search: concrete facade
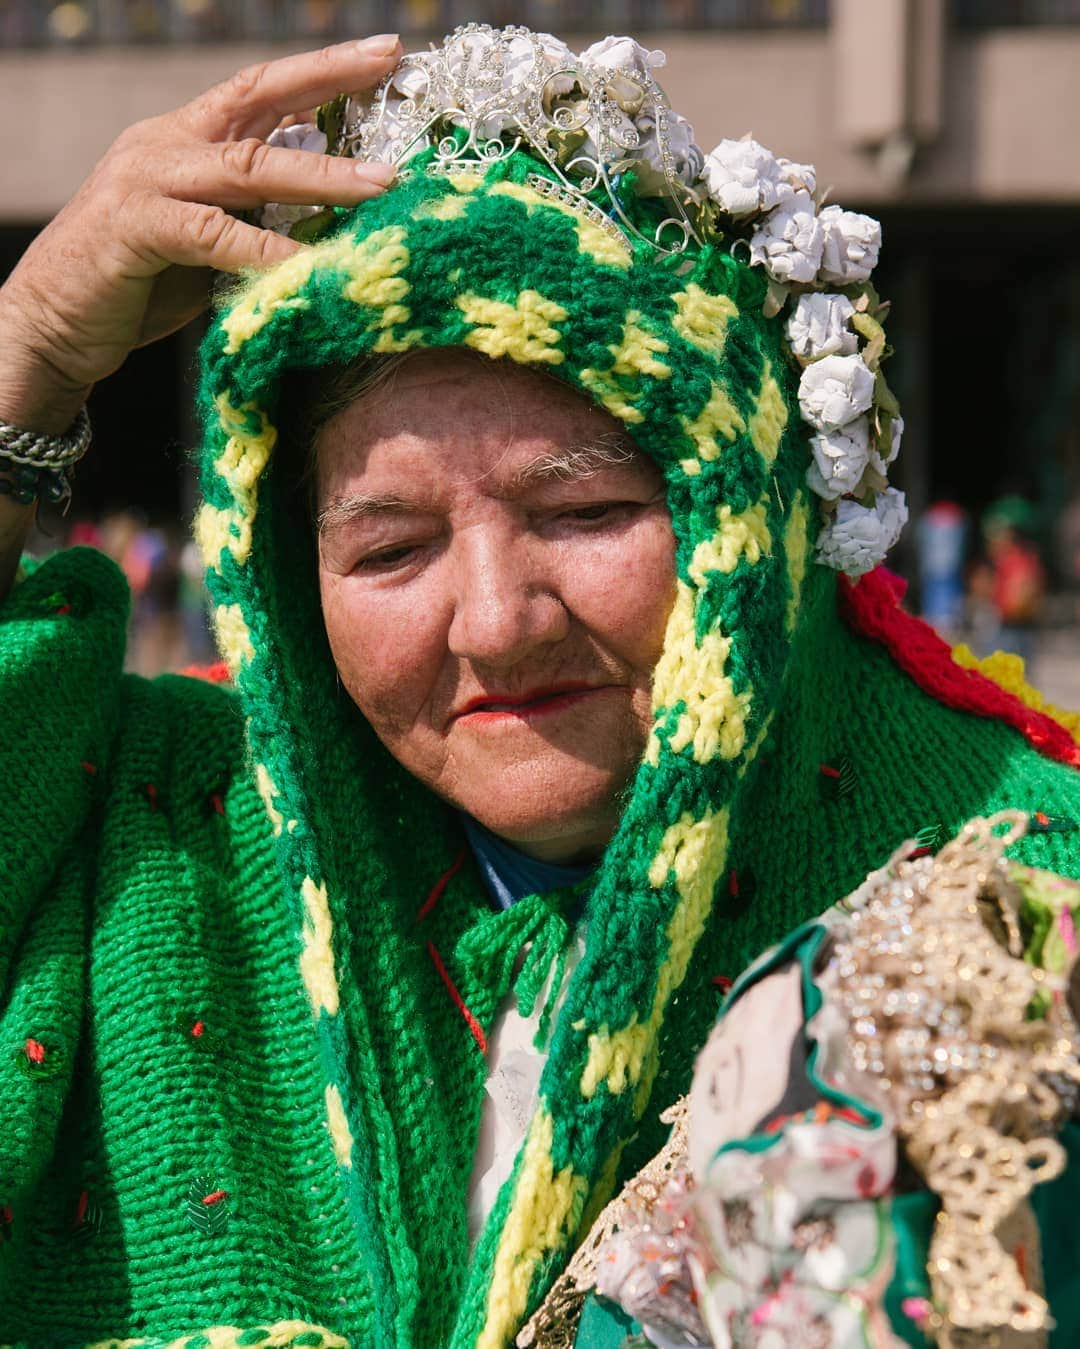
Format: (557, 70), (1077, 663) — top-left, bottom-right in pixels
(2, 11), (1080, 219)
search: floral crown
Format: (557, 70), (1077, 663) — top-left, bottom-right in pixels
(261, 24), (905, 579)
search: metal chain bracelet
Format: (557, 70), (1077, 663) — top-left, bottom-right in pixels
(0, 405), (91, 506)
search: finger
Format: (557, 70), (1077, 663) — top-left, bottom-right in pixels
(157, 139), (395, 210)
(184, 36), (402, 142)
(138, 197), (303, 274)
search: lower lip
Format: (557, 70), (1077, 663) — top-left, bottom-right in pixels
(456, 688), (612, 725)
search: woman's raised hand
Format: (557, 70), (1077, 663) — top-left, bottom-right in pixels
(0, 35), (401, 435)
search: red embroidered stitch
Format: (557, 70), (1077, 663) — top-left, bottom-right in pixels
(143, 783), (160, 810)
(24, 1038), (46, 1065)
(209, 792), (225, 817)
(840, 568), (1080, 769)
(201, 1189), (228, 1206)
(415, 848), (468, 924)
(426, 940), (487, 1054)
(191, 1021), (205, 1039)
(81, 761), (97, 776)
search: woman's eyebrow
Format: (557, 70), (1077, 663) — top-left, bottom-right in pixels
(317, 437), (642, 535)
(511, 436), (638, 488)
(316, 492), (413, 536)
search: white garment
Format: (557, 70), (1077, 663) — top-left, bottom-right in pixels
(466, 927), (586, 1241)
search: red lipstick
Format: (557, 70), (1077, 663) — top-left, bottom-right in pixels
(452, 682), (613, 723)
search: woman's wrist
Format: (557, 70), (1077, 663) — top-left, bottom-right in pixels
(0, 295), (93, 436)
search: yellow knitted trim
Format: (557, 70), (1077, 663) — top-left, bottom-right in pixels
(580, 808), (730, 1099)
(85, 1322), (348, 1349)
(197, 395), (276, 572)
(670, 283), (739, 360)
(951, 644), (1080, 745)
(784, 493), (809, 635)
(299, 877), (340, 1018)
(254, 762), (297, 837)
(414, 193), (473, 221)
(607, 310), (672, 380)
(324, 1084), (354, 1169)
(339, 225), (411, 316)
(577, 367), (645, 425)
(646, 582), (752, 765)
(458, 290), (569, 365)
(476, 1107), (588, 1349)
(747, 359), (787, 466)
(212, 603), (254, 674)
(220, 227), (410, 355)
(680, 381), (746, 462)
(194, 503), (237, 575)
(687, 501), (771, 589)
(487, 180), (631, 269)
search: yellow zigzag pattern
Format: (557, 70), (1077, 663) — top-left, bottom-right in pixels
(579, 807), (731, 1100)
(477, 1107), (587, 1349)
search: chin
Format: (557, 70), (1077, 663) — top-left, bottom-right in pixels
(453, 753), (633, 860)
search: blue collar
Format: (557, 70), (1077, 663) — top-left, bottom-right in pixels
(460, 814), (593, 911)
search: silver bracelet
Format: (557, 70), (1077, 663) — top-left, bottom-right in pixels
(0, 406), (91, 506)
(0, 404), (91, 470)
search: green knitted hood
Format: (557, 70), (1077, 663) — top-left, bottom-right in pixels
(196, 149), (816, 1347)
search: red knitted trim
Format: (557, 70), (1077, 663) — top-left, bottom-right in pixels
(179, 661), (232, 684)
(838, 568), (1080, 771)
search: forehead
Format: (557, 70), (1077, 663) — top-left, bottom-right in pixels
(313, 349), (635, 498)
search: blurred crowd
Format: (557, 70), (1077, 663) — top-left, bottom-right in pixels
(915, 495), (1080, 660)
(31, 511), (217, 677)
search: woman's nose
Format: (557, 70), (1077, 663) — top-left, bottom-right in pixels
(446, 530), (570, 669)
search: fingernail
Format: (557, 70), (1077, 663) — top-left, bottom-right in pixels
(360, 34), (400, 57)
(360, 161), (397, 185)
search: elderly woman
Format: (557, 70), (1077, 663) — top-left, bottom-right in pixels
(1, 28), (1079, 1349)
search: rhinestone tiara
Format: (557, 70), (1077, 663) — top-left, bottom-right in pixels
(336, 24), (703, 258)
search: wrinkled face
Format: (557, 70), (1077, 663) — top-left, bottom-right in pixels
(315, 348), (676, 863)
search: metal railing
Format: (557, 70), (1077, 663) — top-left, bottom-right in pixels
(0, 0), (828, 48)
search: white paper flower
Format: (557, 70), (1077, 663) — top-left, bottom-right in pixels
(632, 110), (704, 190)
(868, 413), (904, 477)
(817, 205), (882, 285)
(749, 190), (824, 285)
(777, 155), (817, 197)
(266, 122), (328, 156)
(806, 419), (871, 501)
(701, 137), (785, 217)
(816, 488), (909, 576)
(798, 353), (875, 431)
(786, 293), (857, 360)
(258, 202), (326, 235)
(579, 35), (665, 112)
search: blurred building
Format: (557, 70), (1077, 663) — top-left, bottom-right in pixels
(2, 0), (1080, 584)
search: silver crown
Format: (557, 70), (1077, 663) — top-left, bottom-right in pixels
(337, 25), (706, 257)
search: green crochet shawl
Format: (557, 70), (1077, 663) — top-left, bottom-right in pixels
(1, 150), (1078, 1347)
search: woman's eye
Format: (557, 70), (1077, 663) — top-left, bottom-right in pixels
(562, 502), (617, 522)
(353, 544), (418, 572)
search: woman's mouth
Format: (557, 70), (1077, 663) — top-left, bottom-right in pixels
(452, 684), (615, 723)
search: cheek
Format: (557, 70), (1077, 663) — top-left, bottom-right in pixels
(565, 515), (676, 672)
(318, 571), (443, 738)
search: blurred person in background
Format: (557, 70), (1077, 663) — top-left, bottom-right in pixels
(915, 497), (968, 639)
(969, 494), (1047, 665)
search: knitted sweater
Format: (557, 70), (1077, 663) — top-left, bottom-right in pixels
(2, 156), (1080, 1347)
(2, 548), (1079, 1347)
